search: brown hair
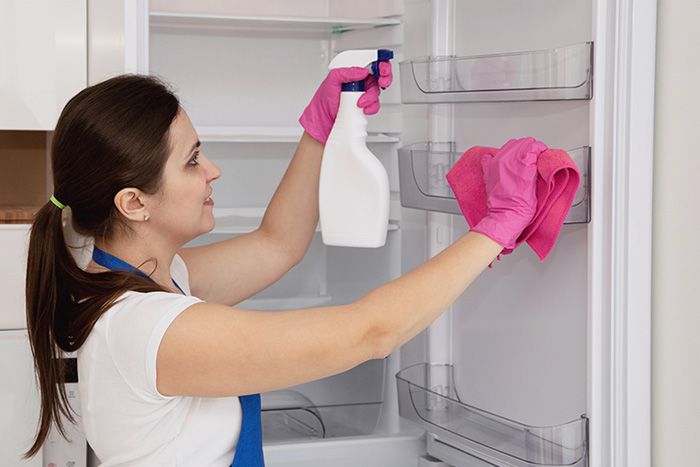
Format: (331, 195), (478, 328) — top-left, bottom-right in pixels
(24, 74), (180, 457)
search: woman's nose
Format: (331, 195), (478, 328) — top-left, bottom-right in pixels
(209, 161), (222, 182)
(202, 153), (222, 182)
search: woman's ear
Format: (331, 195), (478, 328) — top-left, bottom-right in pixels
(114, 188), (148, 222)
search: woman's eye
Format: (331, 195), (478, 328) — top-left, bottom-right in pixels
(188, 151), (200, 166)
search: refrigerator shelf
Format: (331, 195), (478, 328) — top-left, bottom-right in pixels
(399, 42), (593, 103)
(397, 142), (591, 224)
(396, 364), (588, 467)
(150, 11), (401, 34)
(196, 126), (400, 144)
(212, 207), (400, 235)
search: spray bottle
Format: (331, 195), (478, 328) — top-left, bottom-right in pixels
(319, 49), (393, 248)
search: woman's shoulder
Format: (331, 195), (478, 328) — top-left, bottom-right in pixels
(86, 289), (201, 349)
(108, 289), (201, 321)
(84, 290), (203, 374)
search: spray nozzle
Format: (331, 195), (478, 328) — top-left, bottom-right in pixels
(328, 49), (394, 92)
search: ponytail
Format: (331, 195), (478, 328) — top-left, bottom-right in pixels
(25, 203), (73, 457)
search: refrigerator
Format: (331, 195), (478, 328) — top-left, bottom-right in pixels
(1, 0), (655, 466)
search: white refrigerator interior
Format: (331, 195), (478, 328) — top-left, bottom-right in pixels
(0, 0), (654, 465)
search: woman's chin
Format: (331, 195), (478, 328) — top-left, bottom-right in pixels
(203, 216), (217, 234)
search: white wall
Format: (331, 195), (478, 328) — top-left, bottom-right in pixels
(652, 1), (700, 466)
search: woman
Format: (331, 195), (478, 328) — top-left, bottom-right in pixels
(25, 67), (543, 465)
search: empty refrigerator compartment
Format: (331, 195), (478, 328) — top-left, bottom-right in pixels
(396, 364), (588, 467)
(149, 16), (402, 142)
(398, 143), (590, 224)
(400, 42), (593, 103)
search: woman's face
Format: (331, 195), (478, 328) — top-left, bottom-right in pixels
(148, 108), (221, 246)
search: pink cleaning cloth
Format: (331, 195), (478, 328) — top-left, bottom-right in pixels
(446, 145), (580, 261)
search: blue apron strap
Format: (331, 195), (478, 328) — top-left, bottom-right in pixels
(231, 394), (264, 466)
(92, 246), (185, 295)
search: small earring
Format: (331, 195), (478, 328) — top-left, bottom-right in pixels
(144, 215), (149, 221)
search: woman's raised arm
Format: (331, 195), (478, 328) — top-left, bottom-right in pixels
(158, 231), (502, 398)
(180, 66), (392, 305)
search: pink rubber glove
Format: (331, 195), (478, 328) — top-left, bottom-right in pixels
(299, 61), (393, 144)
(471, 137), (547, 249)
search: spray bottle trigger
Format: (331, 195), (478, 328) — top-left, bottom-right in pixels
(371, 49), (394, 90)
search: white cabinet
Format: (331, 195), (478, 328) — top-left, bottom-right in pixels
(0, 330), (42, 467)
(0, 225), (31, 330)
(0, 0), (87, 130)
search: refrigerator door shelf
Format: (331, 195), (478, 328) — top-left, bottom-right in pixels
(396, 364), (588, 467)
(398, 143), (591, 224)
(399, 42), (593, 104)
(426, 437), (588, 467)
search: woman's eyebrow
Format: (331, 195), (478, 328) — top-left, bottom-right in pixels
(186, 140), (201, 157)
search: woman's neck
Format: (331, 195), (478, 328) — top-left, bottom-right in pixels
(91, 237), (181, 294)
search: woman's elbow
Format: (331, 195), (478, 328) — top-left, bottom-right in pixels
(360, 309), (399, 360)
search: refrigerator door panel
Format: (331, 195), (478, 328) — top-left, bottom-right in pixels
(453, 0), (592, 57)
(0, 330), (41, 467)
(451, 223), (588, 427)
(393, 1), (598, 465)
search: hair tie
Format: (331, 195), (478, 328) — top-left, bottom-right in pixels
(50, 195), (66, 210)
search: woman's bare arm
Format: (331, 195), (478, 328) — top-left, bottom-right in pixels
(157, 231), (502, 397)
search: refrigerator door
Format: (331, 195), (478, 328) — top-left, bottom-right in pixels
(0, 330), (41, 467)
(394, 1), (655, 466)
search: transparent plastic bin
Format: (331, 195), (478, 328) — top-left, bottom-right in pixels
(396, 364), (588, 467)
(262, 359), (386, 441)
(400, 42), (593, 103)
(397, 142), (590, 224)
(262, 391), (326, 441)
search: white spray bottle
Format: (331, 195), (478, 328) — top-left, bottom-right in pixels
(319, 49), (393, 248)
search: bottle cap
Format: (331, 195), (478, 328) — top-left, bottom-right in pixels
(341, 80), (365, 92)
